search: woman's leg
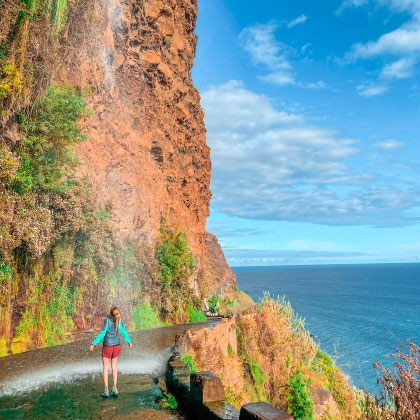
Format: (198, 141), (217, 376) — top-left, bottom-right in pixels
(111, 357), (118, 388)
(102, 356), (110, 389)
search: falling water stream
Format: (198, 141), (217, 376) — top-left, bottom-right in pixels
(0, 320), (220, 419)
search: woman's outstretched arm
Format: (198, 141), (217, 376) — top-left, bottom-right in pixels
(91, 318), (109, 346)
(120, 321), (131, 344)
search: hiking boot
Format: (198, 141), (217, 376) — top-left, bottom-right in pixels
(111, 386), (119, 396)
(101, 388), (110, 398)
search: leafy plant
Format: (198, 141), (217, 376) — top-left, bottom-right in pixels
(0, 62), (23, 100)
(287, 370), (314, 420)
(161, 393), (178, 410)
(225, 386), (242, 407)
(244, 353), (266, 401)
(131, 300), (166, 330)
(52, 0), (67, 33)
(186, 305), (206, 323)
(180, 354), (197, 373)
(208, 294), (221, 314)
(10, 84), (90, 194)
(228, 343), (234, 357)
(0, 260), (12, 282)
(155, 219), (196, 320)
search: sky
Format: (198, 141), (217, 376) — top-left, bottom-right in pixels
(191, 0), (420, 266)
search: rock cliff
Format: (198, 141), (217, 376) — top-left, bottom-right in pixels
(0, 0), (237, 354)
(60, 0), (212, 270)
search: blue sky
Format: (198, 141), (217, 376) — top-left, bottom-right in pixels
(192, 0), (420, 266)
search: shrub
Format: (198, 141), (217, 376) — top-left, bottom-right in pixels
(225, 386), (242, 406)
(187, 305), (206, 323)
(10, 84), (89, 194)
(0, 260), (12, 282)
(243, 353), (266, 401)
(52, 0), (67, 33)
(228, 343), (234, 357)
(287, 370), (314, 420)
(131, 300), (166, 330)
(155, 219), (196, 321)
(0, 61), (23, 100)
(180, 354), (197, 373)
(371, 340), (420, 419)
(161, 393), (177, 410)
(208, 294), (221, 314)
(311, 347), (357, 413)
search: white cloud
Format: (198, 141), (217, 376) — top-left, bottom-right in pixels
(336, 0), (369, 15)
(287, 14), (308, 28)
(350, 26), (420, 59)
(223, 247), (369, 266)
(202, 80), (301, 129)
(357, 83), (389, 96)
(239, 23), (329, 88)
(301, 43), (312, 53)
(374, 139), (405, 149)
(201, 81), (420, 226)
(341, 0), (420, 94)
(239, 23), (295, 86)
(305, 80), (327, 89)
(380, 57), (416, 78)
(339, 0), (420, 17)
(284, 239), (340, 252)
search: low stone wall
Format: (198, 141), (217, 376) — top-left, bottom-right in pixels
(174, 317), (238, 358)
(165, 354), (293, 420)
(169, 316), (338, 419)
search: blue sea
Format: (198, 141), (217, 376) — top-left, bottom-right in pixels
(233, 263), (420, 392)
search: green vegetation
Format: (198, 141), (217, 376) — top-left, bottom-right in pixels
(180, 354), (197, 373)
(155, 219), (199, 322)
(0, 84), (144, 354)
(52, 0), (67, 33)
(311, 348), (354, 411)
(0, 61), (23, 101)
(14, 271), (76, 347)
(131, 300), (167, 330)
(225, 386), (242, 406)
(0, 260), (12, 283)
(186, 305), (206, 323)
(228, 343), (234, 357)
(0, 0), (76, 119)
(287, 370), (315, 420)
(10, 85), (89, 194)
(208, 294), (221, 314)
(248, 356), (266, 401)
(161, 393), (178, 410)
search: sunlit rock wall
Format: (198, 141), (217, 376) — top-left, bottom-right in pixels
(59, 0), (212, 271)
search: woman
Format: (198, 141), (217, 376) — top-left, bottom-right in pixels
(89, 306), (132, 397)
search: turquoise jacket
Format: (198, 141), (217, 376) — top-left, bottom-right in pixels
(92, 315), (131, 346)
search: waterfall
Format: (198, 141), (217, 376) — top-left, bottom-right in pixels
(101, 0), (124, 91)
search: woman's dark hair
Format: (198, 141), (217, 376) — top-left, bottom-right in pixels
(110, 306), (120, 331)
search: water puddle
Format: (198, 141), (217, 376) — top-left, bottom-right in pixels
(0, 374), (178, 419)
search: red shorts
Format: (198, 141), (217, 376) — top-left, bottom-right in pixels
(102, 344), (121, 359)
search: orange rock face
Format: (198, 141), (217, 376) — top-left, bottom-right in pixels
(59, 0), (212, 271)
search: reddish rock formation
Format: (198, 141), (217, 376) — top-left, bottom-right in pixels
(204, 232), (237, 289)
(59, 0), (213, 276)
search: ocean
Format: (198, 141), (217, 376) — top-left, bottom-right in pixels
(233, 263), (420, 392)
